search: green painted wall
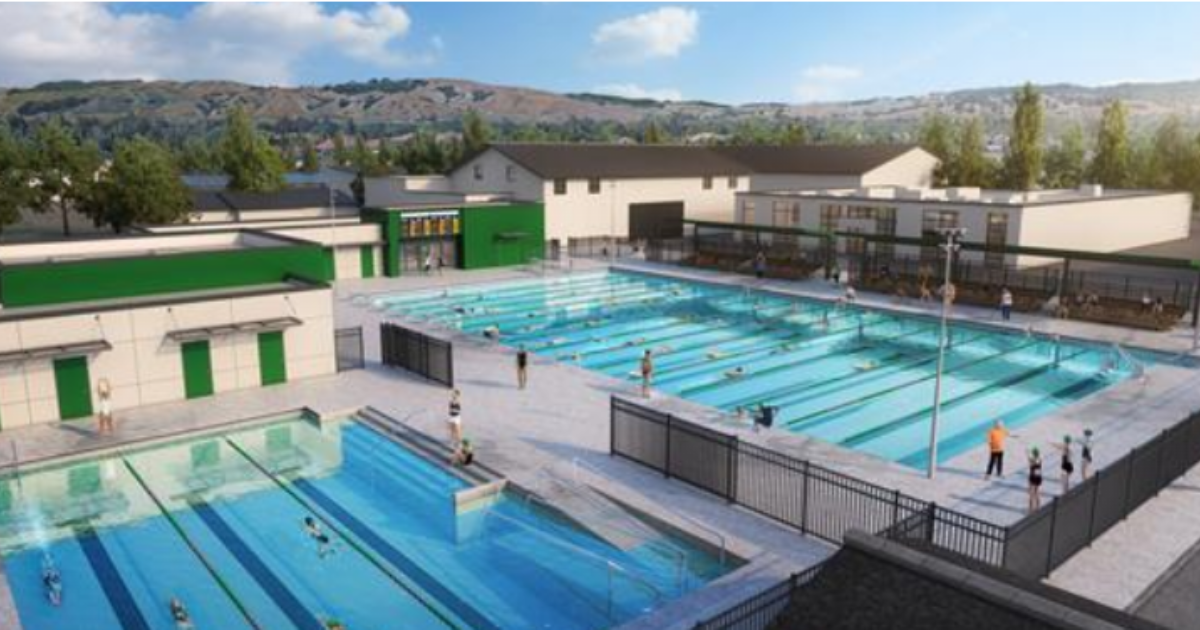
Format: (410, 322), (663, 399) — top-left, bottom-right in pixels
(0, 243), (331, 308)
(182, 340), (215, 399)
(459, 203), (545, 270)
(363, 208), (402, 277)
(360, 245), (376, 278)
(258, 331), (287, 386)
(53, 356), (93, 420)
(323, 248), (337, 280)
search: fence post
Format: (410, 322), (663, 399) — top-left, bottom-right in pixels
(609, 400), (616, 457)
(1044, 499), (1059, 578)
(664, 415), (673, 479)
(1087, 468), (1101, 545)
(891, 489), (901, 530)
(924, 502), (936, 544)
(726, 435), (738, 503)
(800, 460), (810, 535)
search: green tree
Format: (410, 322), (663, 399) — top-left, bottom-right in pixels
(1001, 83), (1045, 190)
(642, 121), (669, 145)
(778, 122), (809, 146)
(952, 118), (991, 187)
(176, 137), (219, 173)
(918, 113), (955, 187)
(0, 128), (31, 235)
(29, 119), (103, 236)
(1042, 125), (1087, 189)
(331, 134), (350, 167)
(218, 106), (286, 193)
(102, 137), (192, 231)
(1145, 116), (1196, 192)
(300, 137), (321, 173)
(1087, 100), (1132, 188)
(462, 110), (492, 154)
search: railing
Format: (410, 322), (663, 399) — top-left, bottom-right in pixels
(335, 326), (365, 372)
(691, 563), (826, 630)
(380, 322), (454, 387)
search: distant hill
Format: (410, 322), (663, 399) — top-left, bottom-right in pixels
(3, 77), (1200, 142)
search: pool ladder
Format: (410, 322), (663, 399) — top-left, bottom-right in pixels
(1112, 344), (1147, 380)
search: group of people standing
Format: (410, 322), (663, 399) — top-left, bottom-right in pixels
(984, 420), (1095, 513)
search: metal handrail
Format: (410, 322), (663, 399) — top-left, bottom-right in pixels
(1112, 343), (1147, 379)
(482, 507), (664, 621)
(569, 457), (729, 568)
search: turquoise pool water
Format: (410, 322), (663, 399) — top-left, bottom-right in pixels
(375, 270), (1171, 468)
(0, 416), (725, 630)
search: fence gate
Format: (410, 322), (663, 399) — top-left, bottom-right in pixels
(334, 327), (365, 372)
(380, 322), (454, 387)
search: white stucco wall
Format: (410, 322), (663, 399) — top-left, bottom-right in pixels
(0, 288), (336, 429)
(861, 149), (940, 188)
(448, 150), (545, 202)
(746, 174), (864, 192)
(1014, 193), (1193, 267)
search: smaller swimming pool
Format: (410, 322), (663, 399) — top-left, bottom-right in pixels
(0, 413), (728, 630)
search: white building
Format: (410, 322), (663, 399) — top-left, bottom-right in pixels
(735, 185), (1193, 268)
(366, 143), (939, 243)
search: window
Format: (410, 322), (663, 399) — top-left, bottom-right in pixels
(505, 165), (516, 183)
(553, 178), (568, 195)
(473, 164), (483, 181)
(921, 209), (960, 265)
(985, 212), (1009, 269)
(772, 201), (801, 246)
(588, 178), (601, 194)
(874, 207), (897, 262)
(727, 176), (739, 189)
(702, 176), (713, 190)
(736, 200), (755, 224)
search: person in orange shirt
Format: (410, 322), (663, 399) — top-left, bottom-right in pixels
(985, 420), (1009, 479)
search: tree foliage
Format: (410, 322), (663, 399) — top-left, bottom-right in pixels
(951, 118), (992, 187)
(218, 106), (286, 193)
(99, 137), (192, 231)
(1088, 100), (1132, 188)
(462, 110), (492, 155)
(28, 118), (103, 236)
(1001, 83), (1044, 190)
(0, 128), (30, 234)
(1042, 124), (1086, 189)
(918, 113), (955, 187)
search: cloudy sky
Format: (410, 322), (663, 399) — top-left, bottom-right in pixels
(2, 2), (1198, 104)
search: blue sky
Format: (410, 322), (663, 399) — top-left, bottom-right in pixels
(4, 3), (1200, 104)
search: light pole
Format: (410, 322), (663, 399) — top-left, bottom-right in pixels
(927, 226), (967, 479)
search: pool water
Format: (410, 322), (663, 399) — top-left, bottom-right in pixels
(375, 270), (1169, 468)
(0, 416), (725, 630)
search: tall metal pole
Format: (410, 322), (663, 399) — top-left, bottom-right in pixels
(928, 227), (966, 479)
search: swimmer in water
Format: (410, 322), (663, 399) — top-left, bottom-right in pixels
(42, 553), (62, 607)
(706, 349), (726, 360)
(724, 367), (746, 379)
(856, 360), (880, 372)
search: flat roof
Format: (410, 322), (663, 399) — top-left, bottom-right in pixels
(0, 230), (305, 266)
(743, 186), (1184, 208)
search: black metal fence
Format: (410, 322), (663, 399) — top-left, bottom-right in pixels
(691, 563), (826, 630)
(334, 327), (365, 372)
(380, 322), (454, 387)
(610, 398), (1006, 560)
(1002, 409), (1200, 579)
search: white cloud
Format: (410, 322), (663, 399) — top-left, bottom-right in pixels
(592, 83), (683, 102)
(592, 7), (698, 63)
(802, 65), (863, 82)
(0, 2), (436, 87)
(794, 63), (864, 103)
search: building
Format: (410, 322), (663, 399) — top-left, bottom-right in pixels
(366, 143), (938, 243)
(0, 231), (336, 428)
(735, 185), (1193, 268)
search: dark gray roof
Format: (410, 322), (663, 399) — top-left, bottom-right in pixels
(462, 143), (924, 180)
(191, 185), (355, 213)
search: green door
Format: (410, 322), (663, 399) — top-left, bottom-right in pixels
(360, 245), (376, 278)
(182, 340), (215, 399)
(258, 331), (287, 386)
(53, 356), (93, 420)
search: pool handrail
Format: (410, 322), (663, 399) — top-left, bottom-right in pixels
(569, 457), (728, 568)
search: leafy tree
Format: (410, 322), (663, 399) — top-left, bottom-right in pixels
(28, 119), (103, 236)
(176, 137), (220, 173)
(1042, 124), (1086, 189)
(779, 122), (809, 146)
(1001, 83), (1044, 190)
(1145, 116), (1197, 193)
(300, 137), (321, 173)
(0, 128), (31, 235)
(918, 113), (955, 186)
(218, 106), (286, 193)
(101, 137), (192, 231)
(462, 110), (492, 154)
(951, 118), (991, 187)
(331, 134), (350, 167)
(1088, 100), (1132, 188)
(642, 121), (669, 145)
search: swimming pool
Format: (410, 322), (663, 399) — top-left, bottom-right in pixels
(375, 270), (1171, 468)
(0, 414), (726, 630)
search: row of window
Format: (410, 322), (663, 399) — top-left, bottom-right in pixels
(472, 162), (740, 195)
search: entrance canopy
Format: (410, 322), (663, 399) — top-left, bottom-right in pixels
(0, 340), (111, 366)
(166, 316), (301, 343)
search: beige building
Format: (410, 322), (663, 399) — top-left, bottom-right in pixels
(367, 143), (938, 243)
(735, 185), (1193, 268)
(0, 232), (337, 429)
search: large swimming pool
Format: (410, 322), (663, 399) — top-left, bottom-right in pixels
(375, 270), (1170, 468)
(0, 414), (725, 629)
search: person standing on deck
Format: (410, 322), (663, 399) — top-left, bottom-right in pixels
(753, 251), (767, 280)
(1000, 287), (1014, 321)
(640, 350), (654, 398)
(516, 345), (529, 390)
(1080, 429), (1095, 479)
(985, 420), (1009, 479)
(96, 378), (114, 435)
(1056, 435), (1075, 492)
(447, 389), (463, 445)
(1027, 447), (1044, 512)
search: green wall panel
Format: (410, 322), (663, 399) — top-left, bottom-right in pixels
(258, 331), (287, 386)
(182, 340), (215, 399)
(360, 244), (376, 278)
(459, 203), (545, 270)
(363, 208), (402, 277)
(53, 356), (93, 421)
(0, 243), (331, 308)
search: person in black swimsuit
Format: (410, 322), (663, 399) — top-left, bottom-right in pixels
(516, 345), (529, 390)
(1027, 448), (1043, 513)
(1080, 428), (1095, 480)
(1056, 435), (1075, 493)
